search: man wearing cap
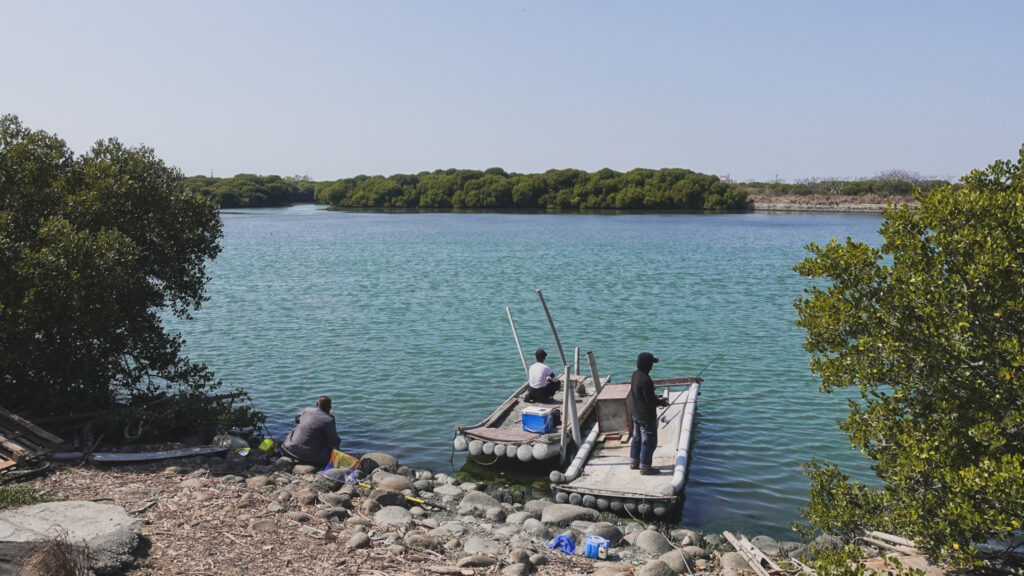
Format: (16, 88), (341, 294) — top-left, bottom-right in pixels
(526, 348), (561, 403)
(627, 352), (669, 475)
(282, 395), (341, 466)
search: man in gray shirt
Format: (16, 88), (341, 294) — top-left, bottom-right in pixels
(282, 395), (341, 466)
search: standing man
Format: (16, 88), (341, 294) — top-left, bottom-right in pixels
(282, 395), (341, 466)
(526, 349), (561, 402)
(627, 352), (668, 475)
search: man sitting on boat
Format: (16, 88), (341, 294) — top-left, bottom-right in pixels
(281, 395), (341, 466)
(526, 348), (561, 403)
(628, 352), (669, 475)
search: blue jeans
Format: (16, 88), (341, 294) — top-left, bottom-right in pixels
(630, 417), (658, 468)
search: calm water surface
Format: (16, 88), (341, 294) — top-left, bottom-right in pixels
(166, 205), (882, 538)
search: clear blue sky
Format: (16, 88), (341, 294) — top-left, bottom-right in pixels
(4, 1), (1022, 182)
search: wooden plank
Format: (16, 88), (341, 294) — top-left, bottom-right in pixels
(724, 531), (782, 576)
(90, 445), (228, 463)
(862, 536), (919, 556)
(865, 530), (918, 551)
(0, 406), (63, 445)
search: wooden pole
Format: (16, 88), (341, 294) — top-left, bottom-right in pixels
(536, 289), (567, 370)
(506, 307), (529, 379)
(574, 347), (580, 375)
(565, 365), (582, 447)
(586, 351), (604, 397)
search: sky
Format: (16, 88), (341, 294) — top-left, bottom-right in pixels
(3, 1), (1023, 183)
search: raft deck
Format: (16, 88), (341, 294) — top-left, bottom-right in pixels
(554, 379), (700, 515)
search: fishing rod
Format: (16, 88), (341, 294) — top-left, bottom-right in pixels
(506, 307), (529, 379)
(658, 355), (718, 426)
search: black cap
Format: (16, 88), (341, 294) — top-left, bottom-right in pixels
(636, 352), (659, 371)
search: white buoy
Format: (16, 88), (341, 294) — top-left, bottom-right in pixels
(654, 504), (668, 516)
(494, 443), (507, 457)
(555, 491), (569, 503)
(549, 470), (564, 483)
(516, 444), (533, 461)
(468, 440), (483, 456)
(533, 443), (555, 461)
(569, 492), (582, 506)
(483, 442), (494, 455)
(453, 435), (468, 451)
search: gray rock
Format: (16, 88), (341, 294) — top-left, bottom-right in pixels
(458, 490), (502, 515)
(246, 475), (272, 490)
(529, 553), (547, 565)
(418, 516), (439, 528)
(751, 535), (781, 557)
(285, 511), (310, 522)
(180, 477), (205, 490)
(274, 456), (295, 471)
(720, 551), (751, 570)
(221, 474), (245, 483)
(637, 559), (674, 576)
(459, 482), (479, 492)
(250, 518), (276, 532)
(292, 464), (317, 475)
(658, 549), (689, 573)
(374, 506), (413, 527)
(506, 511), (537, 526)
(624, 522), (645, 534)
(502, 563), (534, 576)
(163, 465), (184, 475)
(295, 488), (317, 506)
(0, 501), (140, 575)
(347, 532), (371, 549)
(681, 545), (707, 559)
(266, 501), (286, 514)
(523, 499), (553, 515)
(485, 507), (507, 522)
(457, 554), (498, 567)
(272, 488), (292, 503)
(439, 521), (466, 536)
(321, 492), (350, 507)
(360, 452), (399, 473)
(669, 528), (703, 547)
(413, 479), (433, 491)
(463, 535), (503, 556)
(634, 530), (674, 555)
(586, 522), (624, 545)
(509, 548), (531, 564)
(509, 532), (534, 550)
(346, 516), (372, 528)
(433, 483), (464, 501)
(405, 533), (439, 549)
(370, 489), (407, 507)
(785, 543), (810, 560)
(360, 499), (381, 514)
(540, 504), (600, 526)
(592, 565), (632, 576)
(315, 507), (349, 520)
(388, 543), (406, 555)
(703, 533), (724, 548)
(522, 518), (551, 539)
(374, 471), (415, 492)
(493, 526), (518, 541)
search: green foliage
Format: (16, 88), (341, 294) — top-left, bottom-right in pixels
(745, 171), (950, 198)
(0, 115), (260, 438)
(312, 166), (747, 211)
(794, 145), (1024, 567)
(0, 485), (49, 509)
(184, 173), (312, 208)
(810, 545), (926, 576)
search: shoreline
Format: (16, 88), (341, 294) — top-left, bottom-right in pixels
(745, 193), (918, 213)
(9, 449), (945, 576)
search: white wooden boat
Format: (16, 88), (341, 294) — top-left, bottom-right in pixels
(550, 377), (701, 517)
(453, 372), (609, 463)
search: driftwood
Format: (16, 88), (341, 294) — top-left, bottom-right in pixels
(724, 531), (783, 576)
(0, 406), (63, 471)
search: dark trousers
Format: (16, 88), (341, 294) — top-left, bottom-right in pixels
(526, 380), (559, 402)
(630, 417), (658, 468)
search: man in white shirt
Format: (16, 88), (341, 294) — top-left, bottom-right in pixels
(526, 348), (561, 402)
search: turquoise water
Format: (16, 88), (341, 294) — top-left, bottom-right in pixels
(166, 204), (882, 538)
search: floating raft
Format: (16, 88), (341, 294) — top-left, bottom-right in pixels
(454, 373), (609, 463)
(551, 378), (700, 517)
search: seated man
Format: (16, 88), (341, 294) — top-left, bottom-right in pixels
(526, 348), (561, 403)
(281, 395), (341, 466)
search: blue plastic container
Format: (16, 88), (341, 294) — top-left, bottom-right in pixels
(522, 406), (554, 433)
(585, 535), (609, 558)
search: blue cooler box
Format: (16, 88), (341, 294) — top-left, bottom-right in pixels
(522, 406), (554, 433)
(585, 535), (609, 558)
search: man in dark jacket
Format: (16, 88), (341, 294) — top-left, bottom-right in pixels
(282, 395), (341, 466)
(627, 352), (668, 475)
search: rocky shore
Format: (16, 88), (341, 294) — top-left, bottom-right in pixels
(745, 193), (918, 213)
(7, 448), (938, 576)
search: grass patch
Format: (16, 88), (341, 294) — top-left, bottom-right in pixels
(0, 484), (49, 509)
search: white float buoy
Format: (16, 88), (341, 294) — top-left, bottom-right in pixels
(549, 470), (564, 483)
(516, 444), (533, 461)
(555, 491), (569, 503)
(468, 440), (483, 456)
(532, 443), (555, 461)
(493, 443), (507, 457)
(453, 435), (468, 451)
(482, 442), (494, 455)
(653, 504), (668, 516)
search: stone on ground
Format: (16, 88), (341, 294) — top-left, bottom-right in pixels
(540, 503), (600, 526)
(0, 501), (140, 575)
(359, 452), (399, 473)
(634, 529), (675, 555)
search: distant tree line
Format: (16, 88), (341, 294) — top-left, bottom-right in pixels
(184, 168), (747, 211)
(745, 169), (951, 197)
(313, 167), (746, 211)
(184, 174), (315, 208)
